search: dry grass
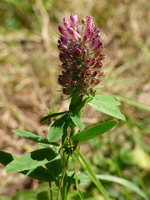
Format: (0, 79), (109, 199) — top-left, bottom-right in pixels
(0, 0), (150, 198)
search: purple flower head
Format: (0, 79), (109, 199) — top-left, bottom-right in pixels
(58, 13), (106, 98)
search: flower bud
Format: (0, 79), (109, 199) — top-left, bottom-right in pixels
(63, 17), (71, 28)
(58, 26), (71, 38)
(93, 61), (103, 69)
(70, 13), (78, 29)
(86, 15), (94, 29)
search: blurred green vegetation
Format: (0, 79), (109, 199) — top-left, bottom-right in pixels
(0, 0), (150, 199)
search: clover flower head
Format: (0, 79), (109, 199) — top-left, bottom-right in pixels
(58, 13), (106, 98)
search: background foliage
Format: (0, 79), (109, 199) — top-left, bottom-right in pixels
(0, 0), (150, 199)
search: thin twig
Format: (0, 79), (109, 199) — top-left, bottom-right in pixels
(30, 68), (48, 111)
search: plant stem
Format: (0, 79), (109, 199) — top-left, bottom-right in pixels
(57, 96), (86, 199)
(75, 144), (84, 198)
(56, 154), (70, 200)
(49, 182), (53, 200)
(75, 145), (79, 189)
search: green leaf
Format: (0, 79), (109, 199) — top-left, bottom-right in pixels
(38, 143), (51, 149)
(37, 191), (50, 200)
(25, 166), (55, 182)
(70, 113), (84, 130)
(0, 151), (56, 182)
(96, 175), (149, 200)
(6, 147), (60, 173)
(0, 151), (17, 166)
(94, 95), (121, 106)
(88, 95), (126, 121)
(48, 114), (68, 142)
(40, 111), (68, 123)
(13, 129), (58, 146)
(72, 120), (117, 143)
(45, 155), (62, 177)
(67, 171), (90, 185)
(12, 191), (37, 200)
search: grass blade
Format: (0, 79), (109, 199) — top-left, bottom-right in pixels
(96, 175), (149, 200)
(77, 151), (110, 200)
